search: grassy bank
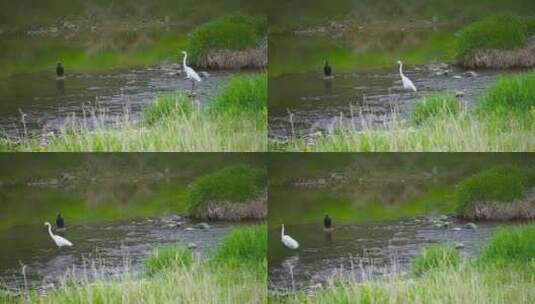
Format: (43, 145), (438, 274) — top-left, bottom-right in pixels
(2, 224), (267, 304)
(457, 14), (535, 68)
(456, 166), (535, 219)
(274, 72), (535, 152)
(188, 14), (266, 62)
(0, 73), (267, 152)
(273, 224), (535, 304)
(187, 165), (267, 220)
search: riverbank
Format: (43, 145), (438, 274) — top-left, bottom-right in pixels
(0, 73), (267, 152)
(273, 72), (535, 152)
(271, 224), (535, 304)
(1, 224), (267, 304)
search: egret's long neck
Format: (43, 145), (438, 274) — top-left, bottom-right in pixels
(182, 53), (188, 67)
(47, 225), (54, 238)
(399, 63), (403, 77)
(281, 225), (285, 237)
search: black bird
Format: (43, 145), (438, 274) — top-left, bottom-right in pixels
(323, 60), (332, 78)
(323, 214), (332, 230)
(56, 212), (64, 229)
(56, 62), (64, 78)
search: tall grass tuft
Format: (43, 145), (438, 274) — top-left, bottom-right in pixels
(411, 92), (460, 126)
(188, 14), (267, 61)
(479, 224), (535, 268)
(456, 14), (528, 58)
(186, 165), (267, 212)
(210, 73), (267, 119)
(143, 93), (192, 125)
(477, 73), (535, 119)
(209, 224), (267, 275)
(411, 244), (461, 276)
(144, 243), (193, 277)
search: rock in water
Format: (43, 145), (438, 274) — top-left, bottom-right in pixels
(465, 222), (478, 230)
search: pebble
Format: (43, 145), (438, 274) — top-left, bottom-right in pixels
(187, 243), (198, 249)
(465, 222), (478, 229)
(455, 242), (465, 249)
(455, 91), (465, 98)
(185, 227), (196, 231)
(452, 227), (462, 231)
(196, 222), (211, 230)
(453, 75), (463, 79)
(464, 71), (478, 78)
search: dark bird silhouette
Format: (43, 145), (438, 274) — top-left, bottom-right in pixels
(56, 62), (64, 78)
(323, 60), (332, 78)
(323, 214), (332, 230)
(56, 212), (64, 229)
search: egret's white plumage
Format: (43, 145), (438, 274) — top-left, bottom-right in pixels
(281, 224), (299, 250)
(397, 60), (417, 92)
(44, 222), (72, 247)
(181, 51), (201, 91)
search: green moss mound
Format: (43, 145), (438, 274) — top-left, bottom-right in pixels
(477, 73), (535, 119)
(456, 14), (528, 58)
(479, 224), (535, 268)
(456, 166), (535, 215)
(143, 92), (192, 125)
(411, 244), (461, 277)
(186, 165), (267, 213)
(188, 14), (267, 61)
(411, 93), (460, 126)
(144, 243), (193, 277)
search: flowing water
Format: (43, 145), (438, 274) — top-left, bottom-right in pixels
(268, 217), (513, 292)
(0, 218), (232, 293)
(269, 67), (505, 139)
(0, 67), (232, 139)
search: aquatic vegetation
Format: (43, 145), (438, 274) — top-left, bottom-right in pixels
(0, 73), (267, 152)
(272, 264), (535, 304)
(275, 72), (535, 152)
(456, 14), (528, 58)
(411, 244), (461, 276)
(144, 243), (193, 277)
(208, 224), (267, 277)
(188, 14), (267, 63)
(411, 93), (460, 126)
(2, 224), (266, 304)
(478, 224), (535, 268)
(477, 73), (535, 119)
(274, 109), (535, 152)
(186, 165), (267, 219)
(142, 92), (193, 125)
(272, 224), (535, 304)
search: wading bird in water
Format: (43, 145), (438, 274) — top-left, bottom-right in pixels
(397, 60), (417, 92)
(323, 60), (334, 80)
(181, 51), (202, 93)
(56, 212), (65, 231)
(323, 214), (334, 232)
(281, 224), (299, 250)
(56, 62), (65, 79)
(44, 222), (72, 247)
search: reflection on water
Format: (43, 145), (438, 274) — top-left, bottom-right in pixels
(268, 218), (513, 292)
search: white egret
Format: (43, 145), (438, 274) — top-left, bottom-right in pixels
(397, 60), (417, 92)
(44, 222), (73, 247)
(281, 224), (299, 250)
(181, 51), (202, 92)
